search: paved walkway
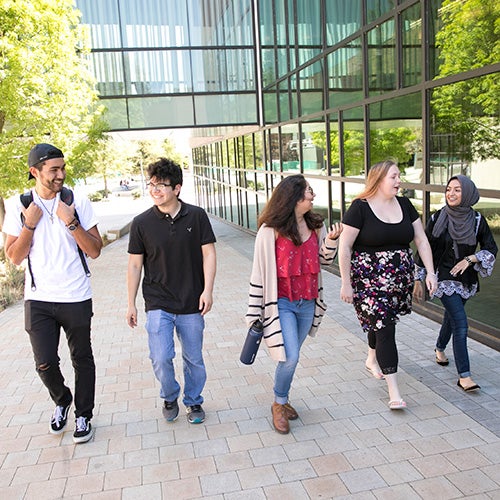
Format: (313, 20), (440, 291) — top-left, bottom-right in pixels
(1, 177), (500, 499)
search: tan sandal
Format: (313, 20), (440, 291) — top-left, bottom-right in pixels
(389, 399), (407, 410)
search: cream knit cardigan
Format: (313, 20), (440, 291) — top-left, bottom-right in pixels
(246, 224), (338, 362)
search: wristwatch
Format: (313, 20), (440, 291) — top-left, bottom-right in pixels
(67, 219), (80, 231)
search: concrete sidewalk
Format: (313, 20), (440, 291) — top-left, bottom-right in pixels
(1, 180), (499, 498)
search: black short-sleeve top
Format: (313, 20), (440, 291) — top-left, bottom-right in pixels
(342, 196), (419, 253)
(128, 201), (216, 314)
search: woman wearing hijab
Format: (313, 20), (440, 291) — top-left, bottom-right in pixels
(414, 175), (497, 392)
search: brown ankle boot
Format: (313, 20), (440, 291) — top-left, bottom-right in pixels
(283, 402), (298, 420)
(271, 403), (289, 434)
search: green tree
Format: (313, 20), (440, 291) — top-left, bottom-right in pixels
(431, 0), (500, 162)
(161, 138), (184, 166)
(0, 0), (104, 199)
(311, 127), (416, 176)
(370, 127), (417, 167)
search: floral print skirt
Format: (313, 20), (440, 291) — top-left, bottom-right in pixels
(351, 248), (415, 334)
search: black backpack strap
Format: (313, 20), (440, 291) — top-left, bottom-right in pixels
(20, 191), (37, 290)
(60, 188), (91, 277)
(19, 188), (91, 291)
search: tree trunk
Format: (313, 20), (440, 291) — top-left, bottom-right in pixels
(0, 197), (6, 232)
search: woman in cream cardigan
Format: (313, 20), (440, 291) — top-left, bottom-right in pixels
(246, 175), (342, 434)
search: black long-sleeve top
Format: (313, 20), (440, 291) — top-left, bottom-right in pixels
(416, 208), (497, 297)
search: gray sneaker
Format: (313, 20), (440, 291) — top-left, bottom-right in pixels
(186, 405), (205, 424)
(162, 399), (179, 422)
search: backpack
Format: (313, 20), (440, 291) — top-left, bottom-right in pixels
(20, 187), (91, 291)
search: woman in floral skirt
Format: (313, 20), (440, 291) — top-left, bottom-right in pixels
(338, 160), (437, 409)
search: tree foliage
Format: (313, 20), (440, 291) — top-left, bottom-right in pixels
(0, 0), (106, 197)
(311, 127), (416, 176)
(431, 0), (500, 161)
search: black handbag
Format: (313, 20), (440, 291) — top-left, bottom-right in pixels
(240, 320), (264, 365)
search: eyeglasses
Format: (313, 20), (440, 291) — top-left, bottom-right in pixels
(147, 182), (173, 191)
(305, 186), (314, 195)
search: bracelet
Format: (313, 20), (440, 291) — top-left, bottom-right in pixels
(464, 256), (473, 265)
(66, 218), (78, 227)
(23, 222), (36, 231)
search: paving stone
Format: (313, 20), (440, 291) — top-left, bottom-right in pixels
(1, 181), (499, 498)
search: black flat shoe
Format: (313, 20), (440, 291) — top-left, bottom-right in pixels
(434, 349), (449, 366)
(457, 380), (481, 392)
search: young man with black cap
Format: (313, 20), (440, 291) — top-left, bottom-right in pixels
(3, 143), (103, 443)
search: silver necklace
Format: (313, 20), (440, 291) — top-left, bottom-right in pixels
(38, 195), (57, 223)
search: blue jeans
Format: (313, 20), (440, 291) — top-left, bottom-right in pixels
(437, 293), (470, 378)
(145, 309), (206, 407)
(274, 298), (315, 404)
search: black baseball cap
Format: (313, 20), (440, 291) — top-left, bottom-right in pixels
(28, 143), (64, 180)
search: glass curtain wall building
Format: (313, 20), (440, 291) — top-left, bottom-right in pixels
(76, 0), (259, 129)
(76, 0), (500, 347)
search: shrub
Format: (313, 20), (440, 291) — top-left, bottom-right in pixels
(0, 251), (25, 312)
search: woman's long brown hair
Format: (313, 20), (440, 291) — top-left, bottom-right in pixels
(258, 174), (324, 246)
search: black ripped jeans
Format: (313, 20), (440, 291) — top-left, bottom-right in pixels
(25, 299), (95, 419)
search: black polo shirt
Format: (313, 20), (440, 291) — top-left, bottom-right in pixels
(128, 200), (216, 314)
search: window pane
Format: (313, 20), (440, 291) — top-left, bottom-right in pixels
(306, 175), (328, 220)
(296, 0), (321, 46)
(263, 87), (278, 124)
(327, 38), (363, 108)
(430, 76), (500, 191)
(366, 0), (397, 24)
(344, 181), (364, 207)
(186, 0), (254, 46)
(101, 99), (129, 129)
(431, 0), (497, 81)
(294, 0), (321, 66)
(77, 0), (121, 49)
(277, 48), (289, 79)
(275, 0), (287, 46)
(290, 74), (299, 119)
(342, 107), (365, 177)
(128, 96), (194, 128)
(278, 79), (290, 122)
(119, 0), (188, 47)
(91, 53), (125, 96)
(401, 4), (422, 87)
(299, 61), (324, 116)
(124, 51), (192, 95)
(329, 112), (340, 176)
(191, 49), (255, 92)
(259, 0), (275, 46)
(261, 49), (277, 87)
(302, 121), (326, 173)
(267, 127), (281, 172)
(428, 0), (443, 79)
(369, 93), (423, 186)
(325, 0), (361, 47)
(281, 123), (300, 172)
(195, 94), (257, 125)
(367, 19), (396, 96)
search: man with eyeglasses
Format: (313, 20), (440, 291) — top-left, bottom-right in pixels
(126, 158), (216, 424)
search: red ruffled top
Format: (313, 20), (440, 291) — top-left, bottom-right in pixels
(276, 232), (320, 301)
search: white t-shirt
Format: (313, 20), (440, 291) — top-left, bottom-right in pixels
(3, 189), (99, 302)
